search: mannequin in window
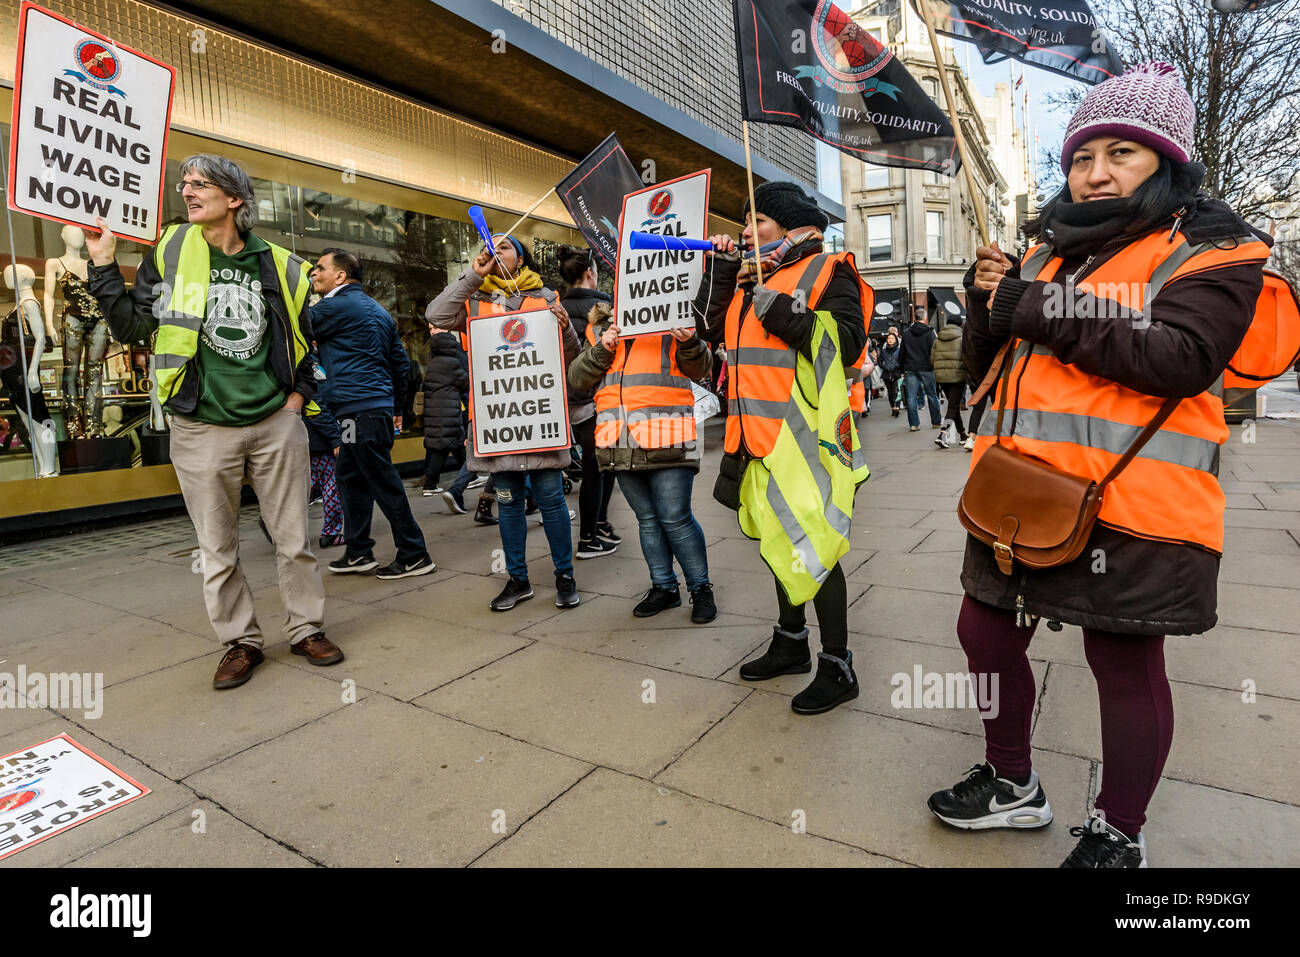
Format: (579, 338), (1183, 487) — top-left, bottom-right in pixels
(45, 224), (109, 438)
(2, 264), (59, 476)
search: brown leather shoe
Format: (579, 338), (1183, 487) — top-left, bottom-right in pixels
(213, 643), (265, 690)
(291, 632), (344, 666)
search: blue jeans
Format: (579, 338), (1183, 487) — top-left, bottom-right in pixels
(449, 461), (493, 498)
(494, 469), (572, 581)
(904, 371), (942, 428)
(616, 467), (710, 592)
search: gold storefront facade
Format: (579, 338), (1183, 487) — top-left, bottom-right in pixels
(0, 0), (747, 533)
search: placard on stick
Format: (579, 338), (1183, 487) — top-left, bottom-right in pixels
(614, 169), (710, 338)
(0, 732), (149, 860)
(8, 2), (176, 244)
(468, 307), (571, 457)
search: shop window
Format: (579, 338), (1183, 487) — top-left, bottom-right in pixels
(867, 214), (892, 264)
(927, 211), (944, 260)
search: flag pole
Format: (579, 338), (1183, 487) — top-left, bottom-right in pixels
(918, 2), (990, 249)
(501, 186), (558, 237)
(741, 119), (764, 287)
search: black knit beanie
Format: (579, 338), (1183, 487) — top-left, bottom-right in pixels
(744, 181), (829, 231)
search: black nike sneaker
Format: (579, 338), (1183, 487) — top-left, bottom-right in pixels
(927, 763), (1053, 830)
(1060, 814), (1147, 868)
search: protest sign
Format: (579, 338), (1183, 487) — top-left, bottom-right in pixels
(556, 133), (644, 271)
(8, 2), (176, 243)
(468, 306), (571, 457)
(614, 169), (710, 339)
(0, 732), (149, 860)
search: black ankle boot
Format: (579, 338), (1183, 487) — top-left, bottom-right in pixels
(473, 495), (498, 526)
(738, 627), (812, 681)
(791, 650), (859, 715)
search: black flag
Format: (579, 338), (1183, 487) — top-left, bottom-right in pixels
(734, 0), (960, 175)
(913, 0), (1123, 84)
(555, 133), (644, 271)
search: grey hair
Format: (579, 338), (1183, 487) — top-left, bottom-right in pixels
(179, 154), (257, 234)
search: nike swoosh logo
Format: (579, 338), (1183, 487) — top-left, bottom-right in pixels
(989, 792), (1033, 813)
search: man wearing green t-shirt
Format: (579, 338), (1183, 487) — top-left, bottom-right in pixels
(87, 153), (344, 691)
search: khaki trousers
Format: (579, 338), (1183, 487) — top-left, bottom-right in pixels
(169, 405), (325, 648)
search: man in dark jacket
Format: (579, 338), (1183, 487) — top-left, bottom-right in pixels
(310, 248), (433, 581)
(85, 153), (342, 691)
(900, 312), (942, 431)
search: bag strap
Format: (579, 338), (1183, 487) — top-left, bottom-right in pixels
(985, 336), (1183, 487)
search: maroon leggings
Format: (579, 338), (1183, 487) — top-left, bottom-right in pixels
(957, 595), (1174, 836)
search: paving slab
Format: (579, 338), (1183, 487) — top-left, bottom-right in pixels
(415, 643), (750, 777)
(0, 718), (192, 868)
(1214, 582), (1297, 633)
(524, 619), (769, 681)
(64, 655), (363, 780)
(1140, 775), (1300, 868)
(277, 607), (530, 700)
(850, 552), (966, 597)
(154, 582), (373, 646)
(654, 691), (1091, 866)
(186, 695), (590, 866)
(1222, 526), (1300, 556)
(1033, 662), (1299, 805)
(383, 572), (569, 633)
(520, 590), (766, 637)
(0, 589), (123, 646)
(68, 799), (315, 868)
(474, 767), (899, 867)
(848, 584), (965, 649)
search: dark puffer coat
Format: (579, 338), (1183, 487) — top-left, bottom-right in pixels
(422, 331), (469, 451)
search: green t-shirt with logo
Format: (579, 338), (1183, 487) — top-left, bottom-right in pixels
(191, 233), (286, 426)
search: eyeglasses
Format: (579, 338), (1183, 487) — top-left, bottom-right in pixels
(175, 178), (217, 192)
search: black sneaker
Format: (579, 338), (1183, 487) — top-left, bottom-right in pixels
(633, 585), (681, 617)
(738, 627), (812, 680)
(328, 553), (378, 574)
(595, 522), (622, 545)
(442, 490), (466, 514)
(689, 585), (717, 623)
(927, 763), (1054, 830)
(375, 555), (436, 580)
(490, 578), (534, 612)
(1061, 814), (1147, 868)
(576, 536), (617, 559)
(791, 650), (859, 715)
(555, 574), (580, 608)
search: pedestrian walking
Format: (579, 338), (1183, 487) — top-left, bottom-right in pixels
(879, 331), (903, 417)
(931, 312), (968, 447)
(306, 399), (344, 547)
(85, 153), (343, 689)
(556, 244), (621, 558)
(310, 248), (435, 581)
(928, 62), (1271, 867)
(901, 310), (942, 431)
(421, 328), (469, 495)
(568, 300), (717, 622)
(696, 181), (871, 715)
(426, 233), (583, 611)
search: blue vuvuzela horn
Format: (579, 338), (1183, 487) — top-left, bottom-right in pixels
(628, 231), (714, 251)
(467, 205), (495, 250)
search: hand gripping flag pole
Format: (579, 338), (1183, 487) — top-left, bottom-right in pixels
(741, 120), (765, 288)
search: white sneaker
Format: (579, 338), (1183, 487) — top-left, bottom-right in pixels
(962, 436), (975, 451)
(535, 508), (576, 525)
(467, 477), (486, 490)
(934, 434), (951, 449)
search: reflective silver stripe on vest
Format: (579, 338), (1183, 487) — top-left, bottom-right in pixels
(734, 396), (788, 420)
(997, 407), (1220, 474)
(601, 372), (693, 390)
(732, 346), (796, 369)
(284, 254), (306, 300)
(154, 353), (189, 370)
(1208, 373), (1224, 400)
(795, 253), (831, 304)
(156, 224), (197, 322)
(1019, 245), (1054, 282)
(765, 478), (831, 583)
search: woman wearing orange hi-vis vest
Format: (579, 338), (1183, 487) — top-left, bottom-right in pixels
(926, 63), (1273, 868)
(696, 181), (872, 716)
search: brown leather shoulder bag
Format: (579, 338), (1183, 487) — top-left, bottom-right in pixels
(957, 340), (1179, 576)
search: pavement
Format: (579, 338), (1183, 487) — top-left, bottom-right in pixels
(1, 384), (1298, 869)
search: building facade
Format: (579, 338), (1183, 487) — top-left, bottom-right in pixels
(0, 0), (839, 535)
(839, 0), (1034, 332)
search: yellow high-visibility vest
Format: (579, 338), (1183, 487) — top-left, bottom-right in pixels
(737, 310), (869, 605)
(151, 223), (317, 414)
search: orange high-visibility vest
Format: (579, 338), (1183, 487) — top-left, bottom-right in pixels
(973, 230), (1270, 553)
(1224, 271), (1300, 397)
(723, 251), (872, 456)
(586, 324), (697, 450)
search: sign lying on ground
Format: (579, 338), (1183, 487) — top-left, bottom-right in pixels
(0, 732), (150, 860)
(8, 2), (176, 243)
(614, 170), (710, 338)
(467, 306), (571, 456)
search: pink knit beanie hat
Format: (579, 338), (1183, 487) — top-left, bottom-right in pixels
(1060, 61), (1195, 173)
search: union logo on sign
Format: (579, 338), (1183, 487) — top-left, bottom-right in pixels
(0, 786), (40, 815)
(646, 189), (673, 220)
(75, 39), (121, 84)
(501, 317), (528, 344)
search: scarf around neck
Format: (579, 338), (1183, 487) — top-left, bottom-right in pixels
(740, 227), (825, 281)
(479, 266), (544, 298)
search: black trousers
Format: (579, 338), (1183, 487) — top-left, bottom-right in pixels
(336, 410), (428, 564)
(939, 381), (968, 439)
(573, 416), (616, 540)
(423, 447), (454, 488)
(775, 562), (847, 653)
